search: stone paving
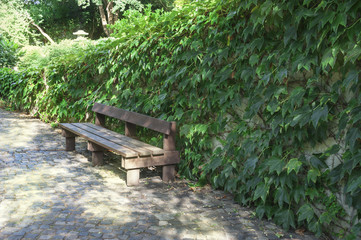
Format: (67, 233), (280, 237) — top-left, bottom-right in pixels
(0, 108), (319, 240)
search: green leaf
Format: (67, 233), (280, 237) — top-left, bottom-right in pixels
(266, 157), (285, 175)
(243, 156), (259, 174)
(253, 182), (269, 202)
(275, 187), (290, 208)
(308, 220), (322, 237)
(255, 205), (265, 219)
(346, 176), (361, 194)
(309, 156), (327, 170)
(311, 105), (328, 128)
(297, 204), (314, 223)
(284, 26), (297, 45)
(249, 54), (259, 66)
(319, 212), (332, 224)
(275, 209), (295, 230)
(345, 45), (361, 63)
(209, 157), (223, 171)
(343, 69), (359, 88)
(346, 128), (361, 152)
(286, 158), (302, 174)
(226, 11), (237, 20)
(307, 168), (320, 183)
(293, 186), (305, 204)
(321, 48), (337, 69)
(333, 13), (347, 31)
(306, 188), (320, 200)
(289, 87), (306, 108)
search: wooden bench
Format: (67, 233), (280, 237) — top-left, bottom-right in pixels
(59, 102), (180, 186)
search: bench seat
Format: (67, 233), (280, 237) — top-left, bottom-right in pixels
(60, 123), (165, 157)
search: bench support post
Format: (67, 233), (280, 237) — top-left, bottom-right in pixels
(126, 169), (140, 186)
(88, 142), (105, 166)
(162, 165), (176, 182)
(62, 130), (76, 151)
(125, 122), (137, 138)
(92, 151), (104, 166)
(95, 113), (105, 127)
(163, 121), (177, 182)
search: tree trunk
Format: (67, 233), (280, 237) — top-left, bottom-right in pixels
(107, 1), (114, 25)
(98, 4), (110, 37)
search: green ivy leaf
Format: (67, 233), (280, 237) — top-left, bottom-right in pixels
(333, 13), (347, 31)
(249, 54), (259, 66)
(346, 127), (361, 152)
(309, 156), (327, 170)
(274, 209), (295, 230)
(253, 182), (269, 202)
(345, 45), (361, 63)
(307, 168), (320, 183)
(209, 157), (223, 171)
(321, 48), (337, 69)
(343, 69), (359, 88)
(311, 105), (328, 128)
(284, 25), (297, 45)
(297, 203), (314, 223)
(243, 156), (259, 174)
(266, 157), (285, 175)
(286, 158), (302, 174)
(275, 187), (290, 208)
(293, 185), (305, 204)
(255, 205), (265, 219)
(346, 176), (361, 194)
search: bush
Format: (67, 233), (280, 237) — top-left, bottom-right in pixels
(18, 39), (95, 69)
(0, 36), (20, 68)
(3, 0), (361, 238)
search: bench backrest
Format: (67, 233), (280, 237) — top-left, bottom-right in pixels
(92, 102), (172, 135)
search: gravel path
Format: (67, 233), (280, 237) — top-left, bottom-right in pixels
(0, 108), (318, 240)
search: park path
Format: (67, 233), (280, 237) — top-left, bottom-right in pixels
(0, 108), (318, 240)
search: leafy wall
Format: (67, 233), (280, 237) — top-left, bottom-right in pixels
(1, 0), (361, 238)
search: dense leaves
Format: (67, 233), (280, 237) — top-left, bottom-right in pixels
(1, 0), (361, 238)
(0, 36), (20, 68)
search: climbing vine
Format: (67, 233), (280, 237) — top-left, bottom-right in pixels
(1, 0), (361, 238)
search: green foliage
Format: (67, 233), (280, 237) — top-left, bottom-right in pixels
(25, 0), (103, 41)
(18, 39), (94, 69)
(1, 0), (361, 238)
(0, 35), (20, 68)
(0, 0), (37, 45)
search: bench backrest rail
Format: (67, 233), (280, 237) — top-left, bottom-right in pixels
(92, 102), (176, 151)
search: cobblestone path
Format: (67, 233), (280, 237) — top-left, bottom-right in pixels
(0, 108), (318, 240)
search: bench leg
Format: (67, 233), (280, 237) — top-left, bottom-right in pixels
(65, 137), (75, 151)
(62, 129), (76, 151)
(92, 151), (104, 166)
(162, 165), (176, 183)
(126, 169), (140, 186)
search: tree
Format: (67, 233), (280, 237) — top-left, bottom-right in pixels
(24, 0), (103, 41)
(78, 0), (175, 37)
(0, 0), (36, 45)
(77, 0), (144, 36)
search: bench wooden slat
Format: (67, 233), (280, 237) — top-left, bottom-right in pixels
(122, 151), (180, 169)
(92, 103), (171, 135)
(73, 123), (152, 156)
(81, 123), (164, 155)
(60, 123), (139, 158)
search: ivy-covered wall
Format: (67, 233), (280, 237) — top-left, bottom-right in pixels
(1, 0), (361, 238)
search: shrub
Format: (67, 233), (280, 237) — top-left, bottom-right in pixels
(3, 0), (361, 238)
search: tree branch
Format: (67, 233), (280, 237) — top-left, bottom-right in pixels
(30, 22), (55, 44)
